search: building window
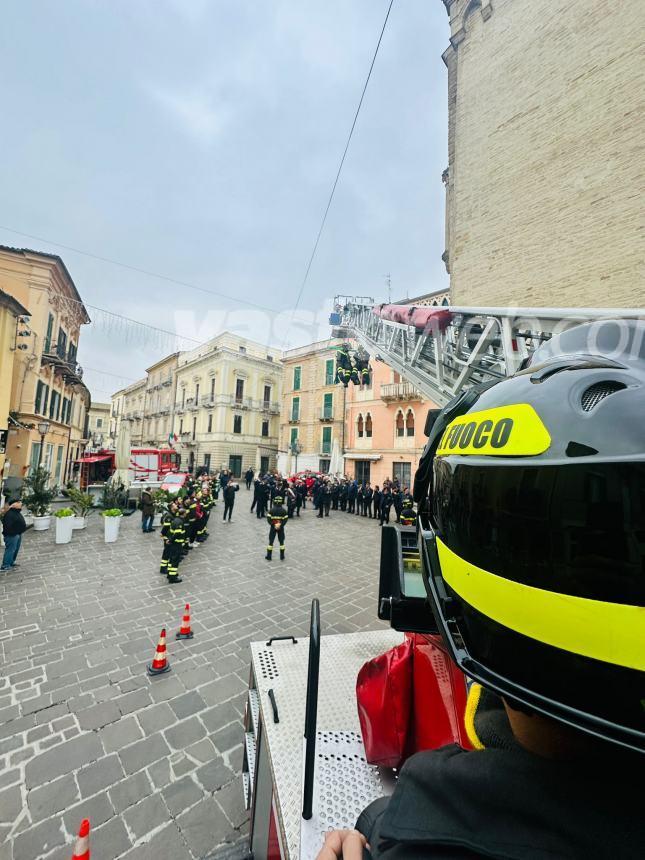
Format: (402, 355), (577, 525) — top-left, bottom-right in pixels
(61, 397), (69, 425)
(56, 328), (67, 359)
(319, 459), (330, 474)
(181, 388), (186, 408)
(44, 314), (54, 354)
(49, 391), (61, 422)
(35, 381), (47, 414)
(29, 442), (41, 475)
(210, 377), (216, 398)
(406, 410), (415, 437)
(293, 366), (301, 391)
(229, 454), (242, 477)
(192, 417), (197, 440)
(357, 414), (364, 438)
(321, 426), (332, 455)
(179, 418), (183, 435)
(204, 453), (211, 471)
(207, 413), (213, 433)
(96, 418), (103, 428)
(356, 460), (371, 485)
(239, 345), (247, 354)
(195, 383), (200, 403)
(54, 445), (64, 484)
(396, 411), (405, 437)
(291, 397), (300, 421)
(393, 462), (412, 488)
(263, 384), (271, 406)
(322, 392), (333, 420)
(68, 342), (77, 364)
(262, 420), (269, 437)
(365, 414), (373, 438)
(325, 359), (335, 386)
(260, 455), (270, 473)
(233, 415), (242, 434)
(290, 427), (298, 445)
(235, 378), (244, 404)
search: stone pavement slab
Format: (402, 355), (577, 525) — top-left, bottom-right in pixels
(0, 496), (385, 857)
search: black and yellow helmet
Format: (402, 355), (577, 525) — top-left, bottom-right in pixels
(402, 497), (414, 510)
(273, 495), (284, 504)
(415, 319), (645, 753)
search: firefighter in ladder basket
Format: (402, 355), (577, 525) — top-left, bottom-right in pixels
(317, 319), (645, 859)
(265, 494), (288, 561)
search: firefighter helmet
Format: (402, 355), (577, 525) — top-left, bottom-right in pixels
(273, 495), (284, 504)
(401, 497), (414, 510)
(416, 319), (645, 753)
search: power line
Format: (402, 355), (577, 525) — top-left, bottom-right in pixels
(0, 225), (276, 314)
(282, 0), (395, 347)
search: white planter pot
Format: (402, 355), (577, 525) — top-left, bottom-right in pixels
(71, 517), (87, 530)
(32, 515), (51, 531)
(104, 516), (122, 543)
(55, 517), (74, 544)
(153, 513), (162, 527)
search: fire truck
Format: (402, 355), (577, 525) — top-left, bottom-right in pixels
(76, 447), (180, 490)
(242, 298), (644, 860)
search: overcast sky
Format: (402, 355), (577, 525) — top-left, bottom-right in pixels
(0, 0), (449, 402)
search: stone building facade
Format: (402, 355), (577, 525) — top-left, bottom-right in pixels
(277, 339), (345, 475)
(172, 333), (282, 476)
(87, 402), (111, 451)
(0, 246), (91, 486)
(441, 0), (643, 308)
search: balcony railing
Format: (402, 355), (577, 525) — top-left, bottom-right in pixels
(380, 382), (423, 401)
(319, 407), (334, 421)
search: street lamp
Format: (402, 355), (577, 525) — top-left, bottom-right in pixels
(290, 439), (302, 473)
(36, 420), (50, 469)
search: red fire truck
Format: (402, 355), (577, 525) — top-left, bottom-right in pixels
(76, 447), (179, 489)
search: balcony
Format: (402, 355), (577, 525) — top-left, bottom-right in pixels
(180, 432), (196, 447)
(380, 382), (423, 401)
(233, 396), (253, 410)
(175, 405), (185, 415)
(41, 351), (84, 386)
(319, 407), (334, 421)
(260, 400), (280, 414)
(201, 395), (216, 407)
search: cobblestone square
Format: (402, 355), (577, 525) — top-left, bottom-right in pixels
(0, 496), (385, 859)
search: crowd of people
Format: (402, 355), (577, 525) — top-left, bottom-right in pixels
(148, 466), (418, 581)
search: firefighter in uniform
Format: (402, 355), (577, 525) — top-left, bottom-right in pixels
(265, 494), (288, 561)
(166, 510), (186, 584)
(318, 320), (645, 860)
(399, 497), (416, 528)
(159, 503), (177, 575)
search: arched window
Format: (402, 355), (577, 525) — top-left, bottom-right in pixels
(396, 411), (405, 438)
(357, 414), (364, 438)
(432, 300), (438, 307)
(365, 414), (373, 438)
(406, 410), (415, 437)
(442, 297), (449, 306)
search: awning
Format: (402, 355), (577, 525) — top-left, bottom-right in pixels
(342, 453), (382, 461)
(76, 455), (112, 464)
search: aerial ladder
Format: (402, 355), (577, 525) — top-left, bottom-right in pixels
(330, 296), (644, 407)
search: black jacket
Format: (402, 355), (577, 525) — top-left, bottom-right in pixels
(2, 508), (27, 537)
(357, 708), (644, 859)
(223, 484), (239, 503)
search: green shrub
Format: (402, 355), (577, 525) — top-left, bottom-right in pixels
(22, 467), (58, 517)
(101, 508), (123, 517)
(66, 487), (95, 518)
(99, 479), (128, 512)
(54, 508), (74, 518)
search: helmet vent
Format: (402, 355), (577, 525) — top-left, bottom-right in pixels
(581, 381), (626, 411)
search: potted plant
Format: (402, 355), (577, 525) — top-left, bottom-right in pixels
(54, 508), (75, 544)
(66, 487), (94, 530)
(22, 467), (57, 531)
(152, 488), (169, 527)
(102, 508), (123, 543)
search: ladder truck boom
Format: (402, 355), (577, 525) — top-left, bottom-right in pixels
(331, 297), (644, 406)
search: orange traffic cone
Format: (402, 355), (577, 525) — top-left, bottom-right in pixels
(71, 818), (90, 860)
(147, 628), (171, 676)
(176, 603), (194, 640)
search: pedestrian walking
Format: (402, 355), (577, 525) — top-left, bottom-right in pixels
(245, 467), (254, 490)
(223, 481), (239, 521)
(265, 494), (288, 561)
(1, 499), (26, 572)
(140, 487), (155, 533)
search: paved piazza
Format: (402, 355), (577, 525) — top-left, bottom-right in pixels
(0, 495), (386, 860)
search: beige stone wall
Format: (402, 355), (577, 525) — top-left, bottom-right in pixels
(443, 0), (645, 308)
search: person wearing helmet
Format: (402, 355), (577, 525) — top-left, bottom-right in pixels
(266, 494), (288, 561)
(399, 497), (416, 529)
(317, 320), (645, 859)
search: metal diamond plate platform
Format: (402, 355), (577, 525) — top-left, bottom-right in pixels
(249, 629), (403, 859)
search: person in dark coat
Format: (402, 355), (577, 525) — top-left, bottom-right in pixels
(314, 479), (325, 517)
(140, 487), (155, 533)
(222, 481), (239, 521)
(1, 499), (27, 571)
(347, 480), (357, 514)
(372, 485), (382, 520)
(379, 489), (393, 525)
(245, 467), (254, 490)
(362, 483), (373, 517)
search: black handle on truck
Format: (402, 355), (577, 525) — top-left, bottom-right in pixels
(302, 598), (320, 821)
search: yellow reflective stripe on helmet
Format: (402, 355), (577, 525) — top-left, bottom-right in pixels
(436, 404), (551, 457)
(436, 538), (645, 671)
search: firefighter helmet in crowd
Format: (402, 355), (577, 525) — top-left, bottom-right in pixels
(273, 495), (283, 505)
(415, 319), (645, 753)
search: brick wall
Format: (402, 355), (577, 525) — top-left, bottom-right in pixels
(444, 0), (644, 308)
